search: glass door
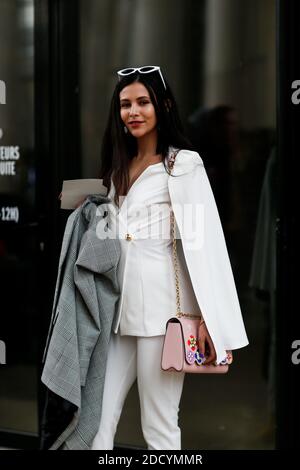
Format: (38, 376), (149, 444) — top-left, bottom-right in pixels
(0, 0), (38, 441)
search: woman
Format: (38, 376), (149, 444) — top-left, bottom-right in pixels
(91, 66), (249, 450)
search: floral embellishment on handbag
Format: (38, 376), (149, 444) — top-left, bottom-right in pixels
(184, 329), (234, 367)
(226, 351), (233, 364)
(187, 335), (197, 351)
(195, 350), (206, 365)
(187, 350), (195, 363)
(187, 335), (207, 365)
(220, 350), (233, 365)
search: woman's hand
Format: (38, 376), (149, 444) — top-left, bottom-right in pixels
(198, 320), (217, 365)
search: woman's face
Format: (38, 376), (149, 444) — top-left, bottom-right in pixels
(119, 82), (158, 138)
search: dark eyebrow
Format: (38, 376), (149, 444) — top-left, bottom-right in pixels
(120, 96), (150, 102)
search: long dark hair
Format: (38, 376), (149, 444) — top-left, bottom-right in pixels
(99, 69), (195, 206)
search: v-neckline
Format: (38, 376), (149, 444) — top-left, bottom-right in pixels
(118, 160), (163, 210)
(128, 160), (162, 193)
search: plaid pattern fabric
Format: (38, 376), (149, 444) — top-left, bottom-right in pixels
(41, 194), (121, 449)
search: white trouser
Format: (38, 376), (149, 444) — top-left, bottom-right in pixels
(91, 332), (185, 450)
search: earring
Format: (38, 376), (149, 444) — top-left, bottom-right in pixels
(124, 126), (128, 134)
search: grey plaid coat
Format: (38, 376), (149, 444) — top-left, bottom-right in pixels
(41, 194), (121, 450)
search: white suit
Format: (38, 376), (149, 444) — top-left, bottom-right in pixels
(92, 146), (249, 450)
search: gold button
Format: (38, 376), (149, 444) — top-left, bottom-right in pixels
(125, 233), (133, 241)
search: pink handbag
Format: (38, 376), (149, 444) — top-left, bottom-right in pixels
(161, 151), (233, 373)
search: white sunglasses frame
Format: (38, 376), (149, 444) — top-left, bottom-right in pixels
(117, 66), (167, 90)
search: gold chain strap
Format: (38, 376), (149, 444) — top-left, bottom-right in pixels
(168, 152), (202, 321)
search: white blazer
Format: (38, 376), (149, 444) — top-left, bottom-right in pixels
(166, 147), (249, 364)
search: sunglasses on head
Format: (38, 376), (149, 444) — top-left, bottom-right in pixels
(117, 66), (167, 91)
